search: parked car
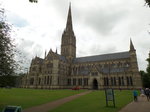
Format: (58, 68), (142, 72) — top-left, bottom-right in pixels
(2, 106), (22, 112)
(72, 86), (80, 90)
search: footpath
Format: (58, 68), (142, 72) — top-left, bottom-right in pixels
(119, 96), (150, 112)
(23, 91), (91, 112)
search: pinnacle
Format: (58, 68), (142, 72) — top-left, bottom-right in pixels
(66, 3), (73, 31)
(130, 38), (135, 51)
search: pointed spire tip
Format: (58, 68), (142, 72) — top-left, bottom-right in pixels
(65, 2), (73, 31)
(130, 38), (135, 51)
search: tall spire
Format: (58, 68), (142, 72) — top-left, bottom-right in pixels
(66, 3), (73, 31)
(61, 3), (76, 60)
(130, 38), (135, 51)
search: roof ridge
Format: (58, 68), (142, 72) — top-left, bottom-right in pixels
(76, 51), (129, 59)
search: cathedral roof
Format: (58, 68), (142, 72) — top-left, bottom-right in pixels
(32, 56), (44, 64)
(74, 51), (130, 63)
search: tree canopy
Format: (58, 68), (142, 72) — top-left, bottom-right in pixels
(0, 8), (17, 87)
(140, 52), (150, 88)
(29, 0), (38, 3)
(145, 0), (150, 7)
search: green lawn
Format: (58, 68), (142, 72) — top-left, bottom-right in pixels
(0, 89), (137, 112)
(49, 90), (134, 112)
(0, 88), (85, 111)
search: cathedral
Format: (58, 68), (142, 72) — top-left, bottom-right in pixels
(21, 5), (142, 89)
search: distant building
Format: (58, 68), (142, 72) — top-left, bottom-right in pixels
(21, 4), (142, 89)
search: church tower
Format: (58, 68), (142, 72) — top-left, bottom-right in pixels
(61, 4), (76, 62)
(129, 39), (138, 72)
(129, 39), (142, 88)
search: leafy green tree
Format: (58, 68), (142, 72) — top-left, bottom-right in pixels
(0, 8), (17, 87)
(146, 54), (150, 74)
(145, 0), (150, 7)
(140, 70), (150, 88)
(140, 52), (150, 88)
(29, 0), (38, 3)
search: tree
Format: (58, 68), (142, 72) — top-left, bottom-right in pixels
(140, 52), (150, 88)
(29, 0), (38, 3)
(146, 54), (150, 74)
(0, 8), (17, 87)
(145, 0), (150, 7)
(140, 70), (150, 88)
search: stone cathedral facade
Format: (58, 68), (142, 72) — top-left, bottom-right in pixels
(21, 5), (142, 89)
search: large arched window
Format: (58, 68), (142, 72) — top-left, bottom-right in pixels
(104, 78), (106, 86)
(118, 77), (121, 86)
(47, 76), (49, 85)
(78, 78), (82, 85)
(126, 77), (129, 86)
(114, 77), (116, 86)
(73, 78), (76, 85)
(67, 78), (71, 85)
(38, 78), (41, 85)
(111, 77), (114, 86)
(103, 78), (105, 86)
(83, 78), (88, 86)
(44, 76), (46, 85)
(106, 77), (109, 86)
(122, 77), (124, 86)
(130, 76), (133, 86)
(58, 77), (59, 85)
(50, 76), (52, 85)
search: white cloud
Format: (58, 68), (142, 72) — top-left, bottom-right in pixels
(2, 0), (150, 72)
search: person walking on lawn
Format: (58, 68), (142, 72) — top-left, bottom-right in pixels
(133, 89), (138, 102)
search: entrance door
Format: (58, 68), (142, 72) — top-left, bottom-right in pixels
(93, 79), (98, 90)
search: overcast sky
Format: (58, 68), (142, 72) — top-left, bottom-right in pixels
(1, 0), (150, 72)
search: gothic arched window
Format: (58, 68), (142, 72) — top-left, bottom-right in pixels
(47, 76), (49, 85)
(114, 77), (116, 86)
(122, 77), (124, 86)
(118, 77), (121, 86)
(38, 78), (41, 85)
(130, 76), (133, 86)
(126, 76), (129, 86)
(111, 77), (113, 86)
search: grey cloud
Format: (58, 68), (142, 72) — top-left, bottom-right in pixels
(17, 39), (34, 49)
(89, 45), (117, 55)
(32, 44), (44, 57)
(51, 0), (128, 36)
(15, 39), (44, 72)
(77, 44), (117, 57)
(83, 8), (128, 35)
(47, 0), (68, 18)
(7, 0), (150, 72)
(138, 56), (148, 71)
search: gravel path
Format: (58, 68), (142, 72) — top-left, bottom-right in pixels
(23, 91), (91, 112)
(119, 96), (150, 112)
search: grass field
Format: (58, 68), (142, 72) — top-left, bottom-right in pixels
(49, 90), (134, 112)
(0, 88), (85, 111)
(0, 89), (137, 112)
